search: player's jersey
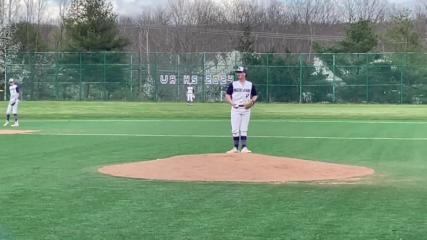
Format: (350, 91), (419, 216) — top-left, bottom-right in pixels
(187, 86), (194, 94)
(226, 80), (257, 105)
(9, 84), (20, 101)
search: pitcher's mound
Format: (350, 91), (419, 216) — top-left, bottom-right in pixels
(0, 130), (37, 135)
(99, 153), (374, 183)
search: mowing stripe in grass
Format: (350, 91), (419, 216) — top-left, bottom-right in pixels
(33, 132), (427, 141)
(23, 119), (427, 124)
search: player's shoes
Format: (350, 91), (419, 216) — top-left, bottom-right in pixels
(11, 122), (19, 127)
(226, 147), (239, 154)
(240, 147), (252, 153)
(3, 121), (9, 127)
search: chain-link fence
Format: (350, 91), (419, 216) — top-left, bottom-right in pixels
(3, 52), (427, 104)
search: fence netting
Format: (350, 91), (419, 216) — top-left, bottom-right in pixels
(3, 52), (427, 104)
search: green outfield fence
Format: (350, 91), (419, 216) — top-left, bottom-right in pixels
(3, 52), (427, 103)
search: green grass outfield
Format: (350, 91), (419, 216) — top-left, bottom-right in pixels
(1, 102), (427, 240)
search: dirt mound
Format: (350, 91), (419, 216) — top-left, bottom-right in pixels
(0, 130), (37, 135)
(99, 153), (374, 184)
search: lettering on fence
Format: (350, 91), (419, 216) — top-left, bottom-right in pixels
(160, 74), (234, 85)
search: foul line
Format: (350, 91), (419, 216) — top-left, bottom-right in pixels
(32, 132), (427, 141)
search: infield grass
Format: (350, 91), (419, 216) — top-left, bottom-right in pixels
(0, 102), (426, 240)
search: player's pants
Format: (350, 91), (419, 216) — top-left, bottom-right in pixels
(187, 93), (194, 102)
(231, 107), (251, 137)
(6, 100), (19, 115)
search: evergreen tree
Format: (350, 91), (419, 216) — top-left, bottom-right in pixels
(64, 0), (128, 51)
(314, 20), (379, 102)
(338, 20), (378, 53)
(315, 20), (377, 53)
(62, 0), (130, 100)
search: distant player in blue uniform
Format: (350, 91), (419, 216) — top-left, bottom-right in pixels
(3, 78), (20, 127)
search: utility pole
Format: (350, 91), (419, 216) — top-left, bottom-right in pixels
(145, 28), (150, 83)
(1, 0), (5, 101)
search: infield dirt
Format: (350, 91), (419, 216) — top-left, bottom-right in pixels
(0, 130), (37, 135)
(99, 153), (374, 184)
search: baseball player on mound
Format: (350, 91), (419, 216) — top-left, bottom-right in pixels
(225, 66), (258, 153)
(3, 78), (20, 127)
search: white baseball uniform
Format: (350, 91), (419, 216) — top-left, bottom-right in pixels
(186, 86), (195, 102)
(226, 80), (257, 137)
(6, 83), (20, 115)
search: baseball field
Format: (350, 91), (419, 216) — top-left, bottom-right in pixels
(1, 102), (426, 239)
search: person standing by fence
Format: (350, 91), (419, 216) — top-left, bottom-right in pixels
(3, 78), (20, 127)
(186, 84), (195, 105)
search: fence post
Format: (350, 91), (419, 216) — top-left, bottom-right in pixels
(130, 54), (133, 100)
(177, 54), (180, 102)
(154, 54), (158, 102)
(30, 53), (36, 100)
(299, 54), (303, 103)
(3, 50), (6, 101)
(79, 52), (82, 100)
(55, 52), (59, 100)
(332, 54), (336, 103)
(266, 54), (269, 103)
(202, 52), (205, 103)
(400, 53), (406, 104)
(366, 54), (369, 103)
(103, 52), (107, 100)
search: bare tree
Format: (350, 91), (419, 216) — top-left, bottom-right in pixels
(1, 0), (20, 24)
(55, 0), (69, 50)
(23, 0), (35, 23)
(339, 0), (388, 23)
(414, 0), (427, 40)
(166, 0), (229, 52)
(114, 0), (415, 53)
(35, 0), (47, 50)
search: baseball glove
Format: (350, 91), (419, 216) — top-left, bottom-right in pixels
(244, 100), (255, 109)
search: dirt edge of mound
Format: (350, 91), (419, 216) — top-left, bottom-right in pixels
(0, 130), (38, 135)
(99, 153), (375, 184)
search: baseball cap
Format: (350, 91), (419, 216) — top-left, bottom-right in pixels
(8, 78), (14, 83)
(235, 66), (247, 73)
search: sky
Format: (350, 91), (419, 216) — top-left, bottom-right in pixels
(43, 0), (417, 21)
(44, 0), (167, 21)
(110, 0), (168, 16)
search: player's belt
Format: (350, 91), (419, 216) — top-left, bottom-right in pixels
(233, 104), (246, 109)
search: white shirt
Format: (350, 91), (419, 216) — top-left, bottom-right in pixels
(9, 84), (20, 102)
(226, 80), (257, 105)
(187, 86), (194, 94)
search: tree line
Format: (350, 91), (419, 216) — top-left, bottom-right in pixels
(1, 0), (427, 54)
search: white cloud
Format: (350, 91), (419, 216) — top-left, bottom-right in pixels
(388, 0), (417, 8)
(43, 0), (420, 22)
(44, 0), (167, 20)
(111, 0), (167, 17)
